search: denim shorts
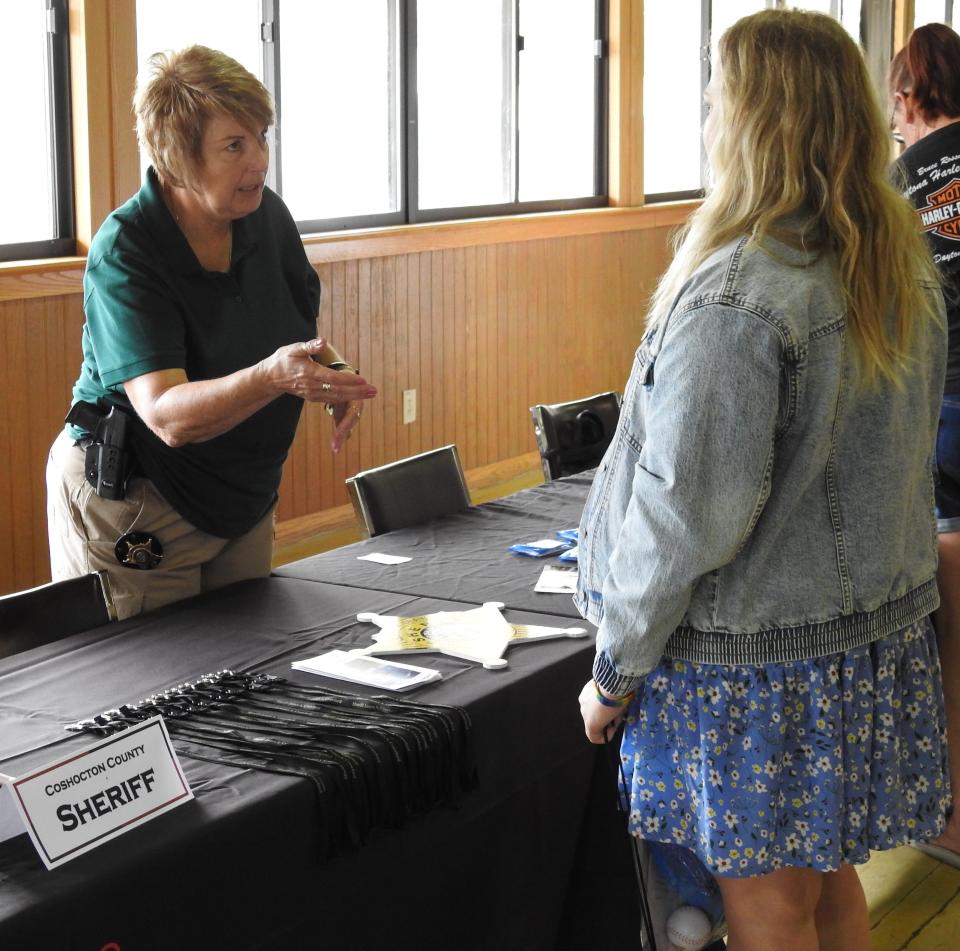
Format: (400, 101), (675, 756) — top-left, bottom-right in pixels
(935, 395), (960, 533)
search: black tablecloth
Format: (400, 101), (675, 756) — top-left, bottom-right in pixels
(274, 472), (595, 619)
(0, 575), (638, 950)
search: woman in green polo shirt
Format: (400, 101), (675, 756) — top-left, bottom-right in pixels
(46, 46), (377, 620)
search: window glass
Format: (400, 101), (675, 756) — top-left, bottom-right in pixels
(644, 1), (865, 200)
(280, 2), (400, 222)
(838, 1), (862, 41)
(518, 0), (597, 201)
(135, 0), (261, 180)
(645, 1), (767, 198)
(787, 1), (834, 14)
(2, 1), (56, 245)
(417, 0), (511, 209)
(914, 0), (950, 26)
(711, 0), (767, 57)
(643, 0), (702, 196)
(133, 0), (604, 226)
(785, 1), (862, 38)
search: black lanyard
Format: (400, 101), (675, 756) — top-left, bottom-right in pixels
(67, 670), (477, 856)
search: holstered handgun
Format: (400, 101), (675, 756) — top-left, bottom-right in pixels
(65, 400), (133, 500)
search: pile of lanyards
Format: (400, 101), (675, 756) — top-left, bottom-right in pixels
(67, 669), (477, 856)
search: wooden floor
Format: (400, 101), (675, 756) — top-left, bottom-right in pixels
(860, 847), (960, 950)
(272, 465), (960, 949)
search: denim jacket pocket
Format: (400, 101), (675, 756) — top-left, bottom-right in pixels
(577, 341), (652, 619)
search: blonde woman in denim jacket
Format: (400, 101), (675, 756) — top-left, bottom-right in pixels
(576, 11), (948, 951)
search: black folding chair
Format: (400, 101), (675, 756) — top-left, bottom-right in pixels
(0, 570), (116, 659)
(345, 445), (472, 537)
(530, 391), (622, 481)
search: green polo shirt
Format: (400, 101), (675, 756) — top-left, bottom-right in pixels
(71, 168), (319, 538)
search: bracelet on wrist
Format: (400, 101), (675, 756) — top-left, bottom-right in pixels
(594, 684), (636, 708)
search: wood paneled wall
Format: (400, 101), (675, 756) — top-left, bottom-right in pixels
(0, 217), (680, 596)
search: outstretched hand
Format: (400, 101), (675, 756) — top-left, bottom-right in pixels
(329, 400), (364, 454)
(259, 338), (377, 407)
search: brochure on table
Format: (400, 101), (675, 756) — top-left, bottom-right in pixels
(293, 649), (441, 691)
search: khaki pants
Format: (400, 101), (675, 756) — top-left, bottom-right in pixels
(46, 430), (275, 620)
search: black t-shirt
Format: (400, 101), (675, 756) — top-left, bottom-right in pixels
(897, 122), (960, 393)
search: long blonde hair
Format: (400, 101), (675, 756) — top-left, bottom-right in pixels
(647, 10), (939, 383)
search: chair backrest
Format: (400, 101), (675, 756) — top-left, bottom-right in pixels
(0, 571), (117, 660)
(346, 445), (472, 537)
(529, 391), (623, 481)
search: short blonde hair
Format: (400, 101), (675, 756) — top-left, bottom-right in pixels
(648, 10), (939, 384)
(134, 45), (274, 187)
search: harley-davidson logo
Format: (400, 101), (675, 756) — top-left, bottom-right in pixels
(917, 177), (960, 241)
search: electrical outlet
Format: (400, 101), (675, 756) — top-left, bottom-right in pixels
(402, 388), (417, 424)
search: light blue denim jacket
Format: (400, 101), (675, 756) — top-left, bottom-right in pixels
(576, 234), (947, 696)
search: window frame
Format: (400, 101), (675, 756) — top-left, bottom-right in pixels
(262, 0), (608, 234)
(0, 0), (75, 263)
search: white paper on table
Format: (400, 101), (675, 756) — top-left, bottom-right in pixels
(293, 649), (440, 691)
(534, 564), (578, 594)
(357, 553), (412, 565)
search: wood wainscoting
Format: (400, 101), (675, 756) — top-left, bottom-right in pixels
(0, 207), (688, 596)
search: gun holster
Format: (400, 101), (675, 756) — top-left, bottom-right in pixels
(65, 400), (134, 501)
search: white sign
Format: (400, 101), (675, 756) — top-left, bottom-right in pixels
(6, 716), (193, 869)
(0, 779), (23, 844)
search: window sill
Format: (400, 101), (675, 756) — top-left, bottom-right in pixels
(0, 200), (700, 302)
(302, 201), (699, 264)
(0, 256), (86, 303)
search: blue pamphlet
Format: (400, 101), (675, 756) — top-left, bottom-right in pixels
(509, 538), (572, 558)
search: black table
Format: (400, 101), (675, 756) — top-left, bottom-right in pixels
(274, 472), (595, 619)
(0, 575), (638, 950)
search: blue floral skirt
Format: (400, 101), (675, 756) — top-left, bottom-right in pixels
(620, 618), (950, 877)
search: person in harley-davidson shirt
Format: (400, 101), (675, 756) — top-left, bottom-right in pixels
(890, 22), (960, 870)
